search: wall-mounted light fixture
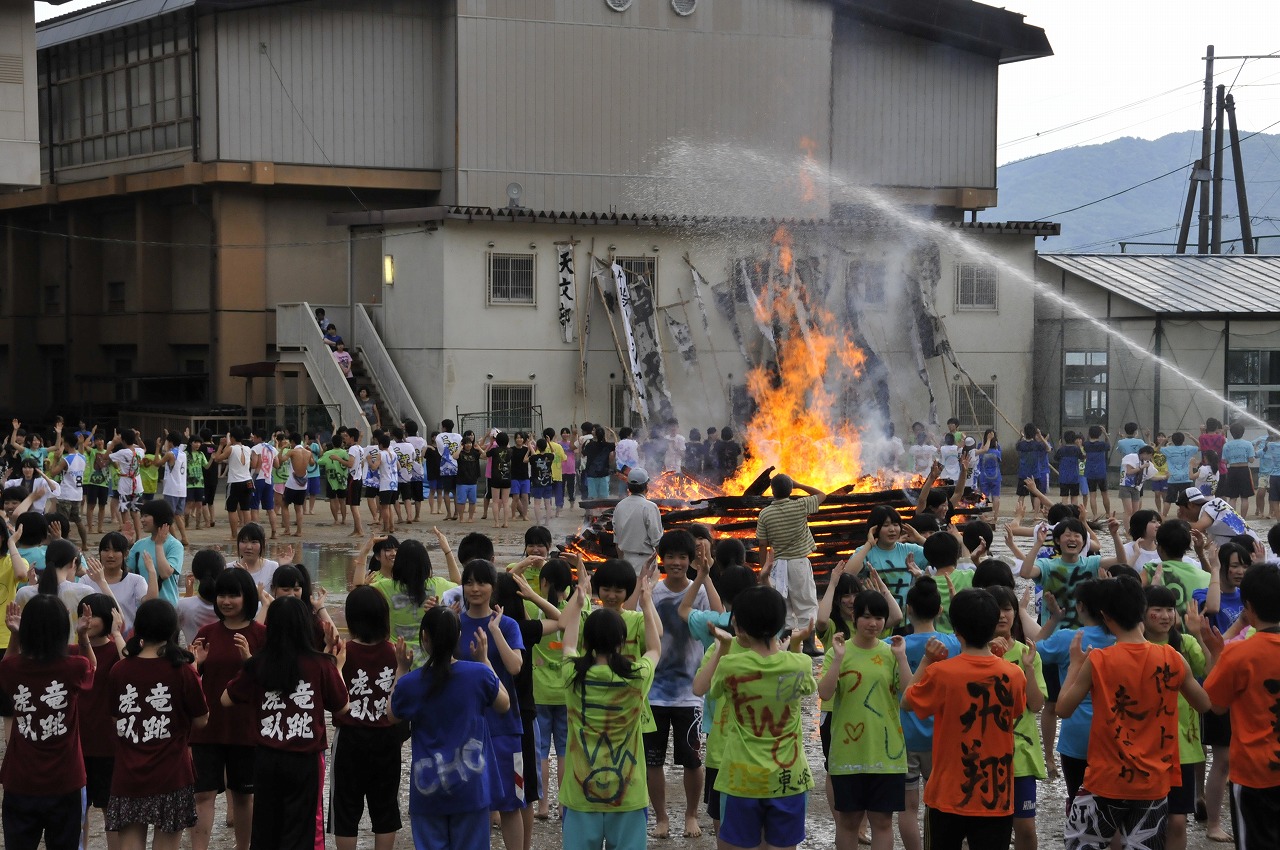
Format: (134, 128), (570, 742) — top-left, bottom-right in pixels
(487, 241), (496, 249)
(529, 242), (537, 250)
(486, 373), (495, 380)
(383, 254), (395, 286)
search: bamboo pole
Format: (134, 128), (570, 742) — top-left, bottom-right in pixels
(593, 265), (646, 424)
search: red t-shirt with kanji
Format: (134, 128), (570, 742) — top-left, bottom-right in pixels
(0, 653), (94, 795)
(79, 642), (121, 758)
(336, 640), (397, 729)
(189, 621), (266, 746)
(226, 654), (348, 752)
(1082, 642), (1185, 800)
(906, 653), (1027, 816)
(109, 656), (208, 797)
(1203, 631), (1280, 790)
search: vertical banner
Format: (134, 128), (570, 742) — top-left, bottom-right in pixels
(627, 275), (674, 420)
(556, 243), (575, 344)
(688, 264), (713, 336)
(611, 262), (648, 417)
(662, 307), (698, 374)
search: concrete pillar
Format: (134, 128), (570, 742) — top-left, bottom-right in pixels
(212, 187), (269, 407)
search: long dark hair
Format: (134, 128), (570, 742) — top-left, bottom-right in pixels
(126, 599), (193, 667)
(420, 605), (460, 697)
(494, 573), (525, 623)
(17, 594), (71, 663)
(988, 584), (1028, 644)
(572, 609), (638, 691)
(345, 585), (391, 643)
(828, 572), (863, 639)
(246, 596), (330, 693)
(539, 559), (573, 607)
(390, 539), (429, 608)
(1144, 585), (1188, 659)
(39, 539), (80, 595)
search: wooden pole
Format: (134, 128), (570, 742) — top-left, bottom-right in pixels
(681, 254), (731, 413)
(1212, 84), (1226, 254)
(575, 238), (596, 424)
(593, 267), (646, 424)
(673, 286), (718, 421)
(1226, 94), (1255, 253)
(1197, 45), (1215, 254)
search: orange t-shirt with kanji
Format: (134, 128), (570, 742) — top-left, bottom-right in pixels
(1203, 631), (1280, 790)
(1082, 642), (1185, 800)
(907, 653), (1027, 816)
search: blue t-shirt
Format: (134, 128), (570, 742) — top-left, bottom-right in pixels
(863, 543), (927, 609)
(688, 609), (733, 734)
(898, 631), (963, 752)
(1162, 444), (1198, 484)
(17, 545), (46, 576)
(1082, 440), (1110, 479)
(1055, 445), (1082, 485)
(1191, 585), (1244, 634)
(127, 536), (184, 606)
(392, 660), (501, 815)
(1257, 439), (1280, 476)
(1037, 625), (1116, 760)
(1016, 440), (1047, 478)
(1221, 438), (1256, 466)
(977, 448), (1002, 485)
(1114, 437), (1145, 462)
(457, 612), (524, 737)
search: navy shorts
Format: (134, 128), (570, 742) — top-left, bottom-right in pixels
(1167, 763), (1196, 815)
(531, 484), (553, 500)
(84, 484), (109, 506)
(719, 792), (807, 849)
(253, 478), (274, 510)
(511, 478), (531, 496)
(307, 476), (322, 495)
(1014, 775), (1037, 819)
(830, 773), (906, 813)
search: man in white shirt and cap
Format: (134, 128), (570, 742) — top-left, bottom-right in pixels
(612, 467), (663, 573)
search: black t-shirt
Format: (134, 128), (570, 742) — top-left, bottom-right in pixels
(514, 620), (544, 713)
(509, 446), (531, 481)
(684, 441), (706, 473)
(487, 447), (513, 481)
(584, 441), (615, 478)
(456, 448), (482, 485)
(715, 440), (742, 474)
(531, 453), (554, 488)
(424, 445), (441, 480)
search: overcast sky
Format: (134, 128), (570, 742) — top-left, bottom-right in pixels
(36, 0), (1280, 166)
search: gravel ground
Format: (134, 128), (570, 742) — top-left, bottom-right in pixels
(21, 497), (1249, 849)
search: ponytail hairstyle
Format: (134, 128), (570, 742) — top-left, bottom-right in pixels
(16, 594), (71, 663)
(98, 531), (130, 561)
(126, 598), (193, 667)
(390, 539), (430, 608)
(572, 608), (637, 691)
(271, 563), (313, 601)
(190, 549), (226, 604)
(420, 605), (460, 697)
(39, 539), (80, 595)
(539, 559), (573, 607)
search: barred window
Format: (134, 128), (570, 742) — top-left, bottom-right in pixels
(846, 259), (886, 307)
(955, 263), (998, 311)
(615, 256), (657, 302)
(488, 383), (535, 432)
(488, 253), (536, 304)
(610, 383), (641, 429)
(952, 382), (996, 432)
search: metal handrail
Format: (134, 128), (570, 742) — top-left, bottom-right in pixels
(275, 302), (371, 435)
(353, 303), (427, 428)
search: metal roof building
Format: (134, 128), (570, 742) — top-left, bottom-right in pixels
(1038, 254), (1280, 316)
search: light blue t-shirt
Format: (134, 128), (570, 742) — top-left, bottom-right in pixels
(1161, 444), (1198, 483)
(127, 536), (184, 606)
(1257, 439), (1280, 476)
(1114, 437), (1145, 464)
(1221, 438), (1256, 466)
(863, 543), (928, 609)
(688, 608), (733, 734)
(898, 630), (963, 752)
(1037, 624), (1116, 760)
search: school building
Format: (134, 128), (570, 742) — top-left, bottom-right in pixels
(1033, 253), (1280, 442)
(0, 0), (1061, 454)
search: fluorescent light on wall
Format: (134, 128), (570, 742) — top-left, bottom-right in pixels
(383, 254), (395, 286)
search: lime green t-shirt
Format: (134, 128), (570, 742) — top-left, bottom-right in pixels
(319, 449), (349, 493)
(710, 649), (816, 798)
(370, 574), (458, 668)
(934, 568), (975, 633)
(824, 640), (906, 775)
(86, 448), (109, 488)
(1153, 632), (1207, 765)
(559, 653), (654, 813)
(699, 640), (748, 770)
(272, 458), (289, 486)
(532, 600), (570, 707)
(1002, 639), (1047, 779)
(187, 451), (209, 488)
(139, 455), (160, 495)
(1142, 560), (1211, 616)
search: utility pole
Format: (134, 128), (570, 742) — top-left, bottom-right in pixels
(1212, 84), (1226, 253)
(1197, 45), (1215, 254)
(1226, 93), (1255, 253)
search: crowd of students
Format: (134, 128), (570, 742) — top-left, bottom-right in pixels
(0, 411), (1279, 850)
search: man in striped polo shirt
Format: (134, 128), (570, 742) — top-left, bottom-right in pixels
(756, 474), (827, 639)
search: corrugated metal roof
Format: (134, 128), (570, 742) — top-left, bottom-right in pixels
(1039, 253), (1280, 315)
(38, 0), (196, 49)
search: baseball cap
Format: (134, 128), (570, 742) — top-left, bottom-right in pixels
(963, 436), (976, 448)
(627, 467), (650, 485)
(1182, 486), (1206, 504)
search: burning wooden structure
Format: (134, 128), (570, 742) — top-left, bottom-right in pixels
(564, 469), (991, 589)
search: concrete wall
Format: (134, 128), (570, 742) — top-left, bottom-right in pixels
(378, 219), (1041, 446)
(0, 1), (40, 188)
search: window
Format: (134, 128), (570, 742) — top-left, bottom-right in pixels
(1063, 351), (1108, 427)
(955, 263), (998, 311)
(615, 256), (658, 303)
(488, 383), (535, 432)
(488, 253), (535, 304)
(1226, 349), (1280, 423)
(952, 382), (996, 432)
(846, 258), (886, 307)
(107, 280), (126, 313)
(610, 383), (641, 429)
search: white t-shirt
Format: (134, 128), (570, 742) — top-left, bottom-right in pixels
(177, 596), (218, 646)
(251, 443), (277, 481)
(80, 572), (148, 633)
(226, 444), (252, 484)
(939, 445), (961, 481)
(649, 580), (709, 708)
(347, 444), (366, 481)
(909, 443), (938, 474)
(391, 441), (416, 486)
(9, 475), (56, 512)
(377, 449), (398, 491)
(406, 436), (427, 481)
(1123, 540), (1160, 572)
(110, 446), (144, 495)
(233, 558), (280, 591)
(615, 439), (640, 470)
(17, 581), (95, 643)
(435, 432), (463, 477)
(163, 448), (187, 498)
(1199, 497), (1258, 546)
(663, 434), (687, 473)
(58, 454), (86, 502)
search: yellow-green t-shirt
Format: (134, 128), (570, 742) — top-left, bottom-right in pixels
(1003, 639), (1047, 779)
(140, 455), (160, 495)
(698, 640), (748, 770)
(1152, 632), (1207, 765)
(824, 640), (906, 775)
(549, 441), (566, 483)
(0, 553), (17, 649)
(532, 600), (570, 707)
(934, 568), (975, 633)
(710, 649), (816, 799)
(559, 653), (654, 813)
(370, 573), (457, 668)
